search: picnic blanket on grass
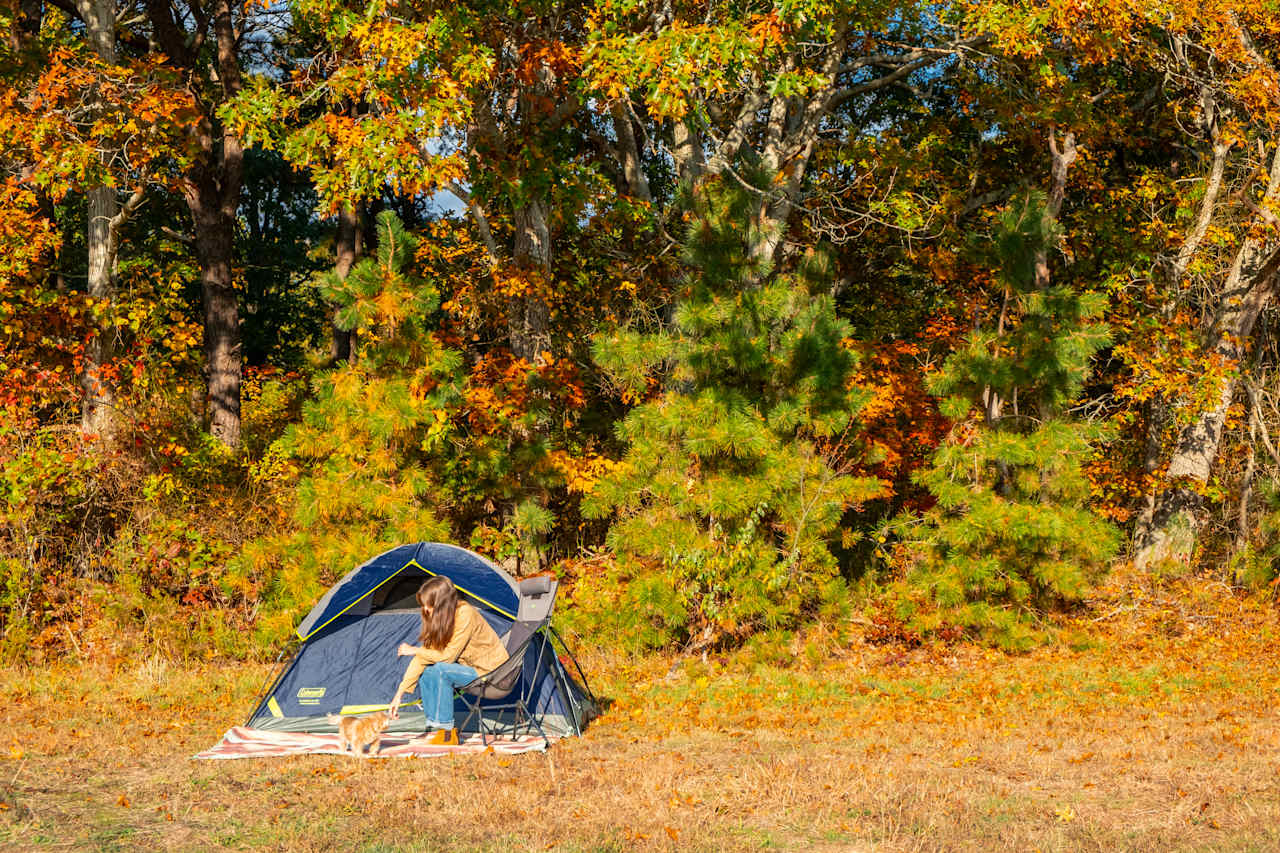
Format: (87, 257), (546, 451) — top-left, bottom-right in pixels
(195, 726), (549, 760)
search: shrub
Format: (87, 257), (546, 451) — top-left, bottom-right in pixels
(581, 175), (884, 649)
(890, 192), (1119, 650)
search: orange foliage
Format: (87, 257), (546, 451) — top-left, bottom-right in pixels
(850, 340), (950, 504)
(1, 47), (199, 199)
(747, 13), (787, 46)
(0, 284), (87, 417)
(1084, 451), (1150, 523)
(516, 40), (581, 88)
(0, 180), (59, 284)
(462, 351), (587, 436)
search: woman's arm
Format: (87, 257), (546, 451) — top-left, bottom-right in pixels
(400, 607), (474, 669)
(392, 653), (428, 714)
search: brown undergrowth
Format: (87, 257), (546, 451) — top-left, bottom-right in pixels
(2, 567), (1279, 851)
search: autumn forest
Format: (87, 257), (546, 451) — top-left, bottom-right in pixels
(8, 0), (1280, 847)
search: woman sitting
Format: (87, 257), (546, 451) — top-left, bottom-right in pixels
(388, 576), (509, 745)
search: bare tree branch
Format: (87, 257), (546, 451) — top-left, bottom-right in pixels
(1170, 138), (1230, 284)
(826, 35), (991, 113)
(160, 225), (194, 244)
(447, 180), (501, 266)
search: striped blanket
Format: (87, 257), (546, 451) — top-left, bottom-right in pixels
(195, 726), (549, 760)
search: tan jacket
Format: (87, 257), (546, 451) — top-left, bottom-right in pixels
(395, 602), (509, 696)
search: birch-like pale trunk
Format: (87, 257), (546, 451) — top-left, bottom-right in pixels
(670, 27), (988, 272)
(459, 64), (565, 364)
(1132, 137), (1230, 541)
(981, 130), (1077, 427)
(77, 0), (118, 441)
(610, 102), (652, 204)
(1133, 144), (1280, 568)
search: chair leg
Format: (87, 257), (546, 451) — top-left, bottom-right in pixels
(519, 699), (551, 750)
(459, 690), (500, 748)
(459, 701), (477, 736)
(484, 703), (519, 744)
(457, 692), (482, 741)
(461, 696), (504, 747)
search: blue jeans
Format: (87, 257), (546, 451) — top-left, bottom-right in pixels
(419, 662), (478, 730)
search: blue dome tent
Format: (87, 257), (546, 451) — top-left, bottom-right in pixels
(246, 542), (596, 739)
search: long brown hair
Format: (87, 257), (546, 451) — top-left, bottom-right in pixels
(416, 576), (459, 650)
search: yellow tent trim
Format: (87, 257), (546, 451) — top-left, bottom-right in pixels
(298, 556), (517, 641)
(407, 559), (517, 619)
(267, 696), (284, 718)
(296, 566), (407, 640)
(338, 700), (419, 716)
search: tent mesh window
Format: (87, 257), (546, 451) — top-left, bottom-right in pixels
(371, 574), (428, 611)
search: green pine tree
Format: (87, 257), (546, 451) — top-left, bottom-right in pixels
(894, 192), (1119, 650)
(580, 175), (885, 650)
(229, 212), (463, 642)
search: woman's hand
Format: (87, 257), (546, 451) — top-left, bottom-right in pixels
(388, 694), (401, 720)
(397, 642), (417, 657)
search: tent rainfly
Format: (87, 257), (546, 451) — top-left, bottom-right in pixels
(246, 542), (596, 738)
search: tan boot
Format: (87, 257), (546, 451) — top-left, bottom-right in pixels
(424, 728), (459, 746)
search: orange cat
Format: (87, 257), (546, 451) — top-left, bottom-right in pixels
(326, 711), (391, 757)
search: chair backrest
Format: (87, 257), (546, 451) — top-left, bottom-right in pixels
(517, 576), (558, 623)
(503, 619), (536, 654)
(464, 618), (541, 700)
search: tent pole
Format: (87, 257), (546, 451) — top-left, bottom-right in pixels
(545, 627), (590, 736)
(244, 643), (299, 727)
(550, 625), (599, 706)
(526, 630), (553, 748)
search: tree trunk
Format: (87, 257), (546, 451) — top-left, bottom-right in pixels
(1133, 220), (1280, 567)
(330, 205), (361, 363)
(670, 118), (703, 186)
(169, 0), (245, 448)
(190, 199), (242, 448)
(1035, 130), (1077, 290)
(1132, 135), (1228, 549)
(10, 0), (43, 50)
(80, 184), (117, 438)
(77, 0), (118, 441)
(610, 102), (652, 204)
(975, 130), (1076, 432)
(510, 200), (551, 363)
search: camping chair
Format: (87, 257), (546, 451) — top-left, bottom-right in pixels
(455, 576), (558, 748)
(513, 576), (599, 737)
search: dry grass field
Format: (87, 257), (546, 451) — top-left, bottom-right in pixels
(3, 568), (1279, 851)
